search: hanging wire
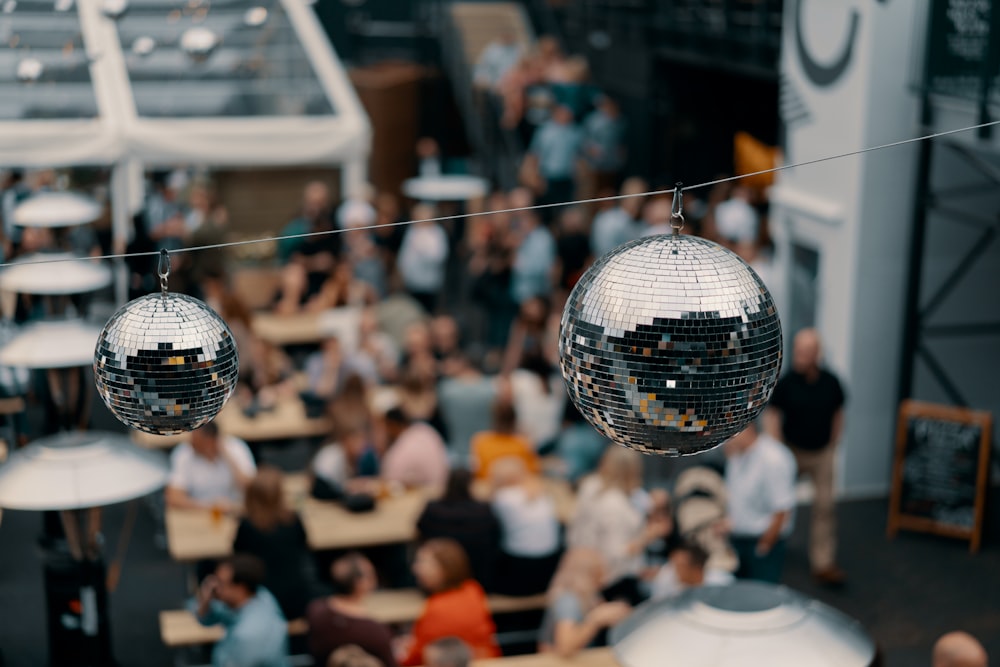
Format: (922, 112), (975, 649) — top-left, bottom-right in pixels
(2, 118), (998, 270)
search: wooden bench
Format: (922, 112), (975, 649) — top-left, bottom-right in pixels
(159, 611), (309, 648)
(160, 589), (548, 648)
(470, 648), (618, 667)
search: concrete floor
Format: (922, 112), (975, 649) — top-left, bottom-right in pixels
(0, 401), (997, 666)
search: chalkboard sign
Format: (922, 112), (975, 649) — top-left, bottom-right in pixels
(924, 0), (998, 102)
(888, 400), (992, 553)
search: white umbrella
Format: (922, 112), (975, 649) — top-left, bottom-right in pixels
(13, 191), (103, 228)
(0, 319), (100, 369)
(612, 581), (876, 667)
(0, 431), (169, 511)
(0, 253), (112, 295)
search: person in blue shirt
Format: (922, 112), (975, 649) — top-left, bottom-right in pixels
(510, 213), (556, 306)
(526, 105), (584, 216)
(191, 554), (290, 667)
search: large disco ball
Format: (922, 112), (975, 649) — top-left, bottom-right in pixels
(94, 292), (239, 435)
(559, 233), (782, 456)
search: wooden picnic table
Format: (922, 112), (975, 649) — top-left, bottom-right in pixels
(165, 474), (576, 562)
(251, 306), (361, 348)
(132, 396), (334, 449)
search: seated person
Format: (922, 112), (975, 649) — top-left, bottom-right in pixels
(166, 422), (256, 512)
(305, 336), (377, 402)
(312, 260), (376, 311)
(397, 539), (501, 666)
(307, 553), (397, 667)
(417, 468), (501, 592)
(469, 398), (540, 481)
(538, 548), (632, 658)
(648, 539), (733, 601)
(357, 307), (401, 384)
(429, 315), (463, 376)
(328, 645), (386, 667)
(508, 357), (566, 453)
(932, 631), (988, 667)
(234, 467), (316, 620)
(642, 488), (677, 567)
(273, 262), (321, 316)
(396, 364), (448, 442)
(555, 400), (607, 482)
(423, 637), (471, 667)
(436, 352), (496, 466)
(568, 447), (669, 603)
(380, 408), (449, 490)
(329, 373), (376, 437)
(489, 457), (561, 597)
(235, 335), (297, 410)
(312, 425), (380, 497)
(191, 554), (289, 667)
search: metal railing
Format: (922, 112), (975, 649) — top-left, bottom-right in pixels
(425, 1), (525, 190)
(561, 0), (783, 79)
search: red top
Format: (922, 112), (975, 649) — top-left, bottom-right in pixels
(401, 580), (501, 666)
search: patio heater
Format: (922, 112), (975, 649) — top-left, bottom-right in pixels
(0, 431), (169, 667)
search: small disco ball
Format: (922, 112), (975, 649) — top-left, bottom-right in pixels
(560, 233), (782, 456)
(243, 6), (268, 27)
(180, 27), (220, 64)
(131, 35), (156, 58)
(16, 57), (44, 83)
(94, 292), (239, 435)
(100, 0), (127, 20)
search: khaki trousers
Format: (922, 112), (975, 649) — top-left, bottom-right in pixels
(790, 444), (837, 571)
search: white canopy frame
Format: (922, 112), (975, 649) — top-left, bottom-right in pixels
(0, 0), (371, 302)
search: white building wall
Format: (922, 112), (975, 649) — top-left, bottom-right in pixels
(773, 0), (922, 497)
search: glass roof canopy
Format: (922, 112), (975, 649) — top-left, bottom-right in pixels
(0, 0), (370, 170)
(118, 0), (334, 118)
(0, 0), (97, 120)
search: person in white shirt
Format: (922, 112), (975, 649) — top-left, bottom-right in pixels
(396, 204), (449, 315)
(724, 422), (797, 583)
(590, 177), (646, 258)
(713, 187), (759, 246)
(166, 422), (256, 512)
(489, 457), (562, 596)
(508, 367), (565, 451)
(567, 447), (670, 595)
(639, 198), (674, 237)
(648, 540), (733, 601)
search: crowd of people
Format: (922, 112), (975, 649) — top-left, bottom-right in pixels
(0, 30), (990, 667)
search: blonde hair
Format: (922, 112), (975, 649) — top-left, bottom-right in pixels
(488, 456), (546, 501)
(546, 548), (606, 613)
(245, 466), (292, 532)
(489, 455), (528, 489)
(328, 645), (384, 667)
(596, 446), (643, 495)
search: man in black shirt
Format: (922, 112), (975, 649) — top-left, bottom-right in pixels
(764, 328), (846, 586)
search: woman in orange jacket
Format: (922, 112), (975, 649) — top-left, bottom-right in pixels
(397, 538), (501, 666)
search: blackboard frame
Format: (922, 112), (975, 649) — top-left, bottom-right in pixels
(887, 400), (993, 553)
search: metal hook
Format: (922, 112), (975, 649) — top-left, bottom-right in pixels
(671, 182), (684, 234)
(158, 248), (170, 293)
